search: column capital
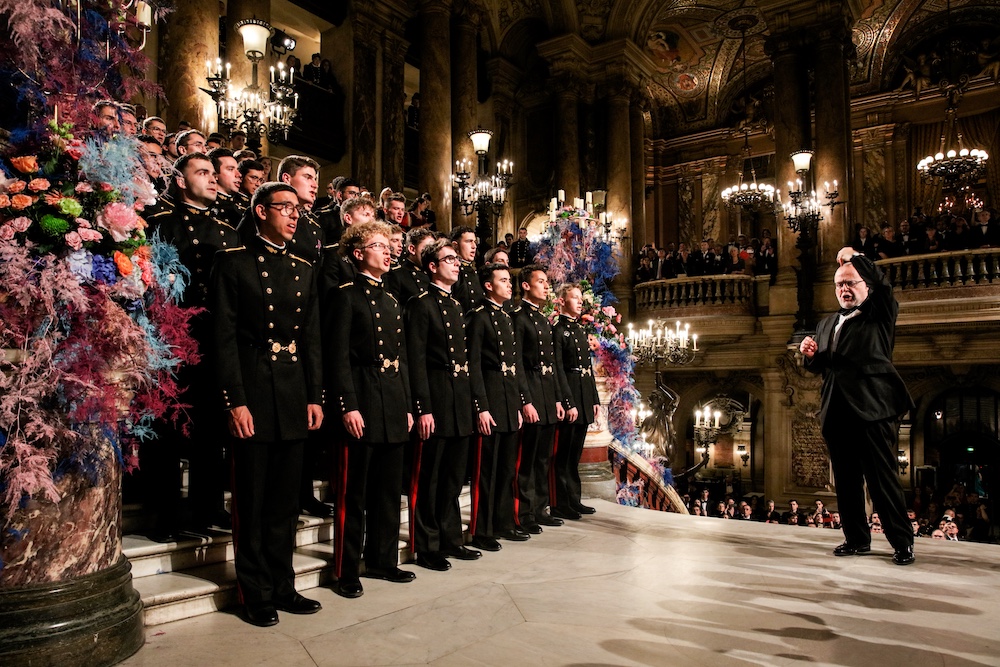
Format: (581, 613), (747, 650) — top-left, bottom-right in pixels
(419, 0), (453, 17)
(487, 56), (523, 99)
(382, 31), (410, 64)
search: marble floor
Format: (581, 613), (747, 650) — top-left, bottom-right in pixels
(122, 500), (1000, 667)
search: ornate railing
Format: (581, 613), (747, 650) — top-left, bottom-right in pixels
(876, 249), (1000, 290)
(634, 274), (761, 314)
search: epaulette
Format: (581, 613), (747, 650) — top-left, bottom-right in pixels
(218, 220), (238, 231)
(418, 292), (429, 299)
(472, 305), (485, 313)
(222, 245), (246, 253)
(288, 253), (313, 266)
(322, 244), (338, 250)
(340, 281), (354, 289)
(146, 209), (171, 219)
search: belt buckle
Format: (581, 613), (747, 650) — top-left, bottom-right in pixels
(382, 358), (399, 372)
(541, 364), (552, 375)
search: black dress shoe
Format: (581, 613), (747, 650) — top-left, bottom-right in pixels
(469, 536), (502, 552)
(892, 545), (915, 566)
(442, 545), (482, 560)
(334, 579), (364, 598)
(496, 529), (530, 541)
(550, 506), (582, 521)
(244, 603), (279, 627)
(521, 523), (543, 535)
(833, 542), (872, 557)
(415, 553), (452, 571)
(363, 567), (416, 583)
(573, 503), (596, 515)
(273, 593), (322, 614)
(536, 513), (564, 527)
(301, 498), (334, 517)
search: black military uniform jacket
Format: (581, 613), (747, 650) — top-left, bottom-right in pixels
(291, 209), (325, 266)
(212, 191), (245, 230)
(404, 284), (474, 438)
(319, 243), (356, 308)
(513, 300), (567, 425)
(148, 202), (239, 312)
(210, 236), (323, 442)
(325, 273), (411, 444)
(509, 239), (532, 268)
(384, 256), (429, 307)
(313, 203), (343, 244)
(553, 314), (600, 425)
(142, 193), (175, 232)
(468, 299), (524, 433)
(452, 260), (484, 314)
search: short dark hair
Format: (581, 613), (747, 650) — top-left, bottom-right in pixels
(172, 152), (211, 175)
(137, 134), (160, 147)
(207, 147), (236, 173)
(176, 129), (205, 149)
(449, 225), (475, 243)
(277, 155), (319, 179)
(483, 247), (508, 264)
(230, 130), (247, 138)
(405, 227), (437, 256)
(233, 149), (258, 162)
(118, 103), (137, 117)
(238, 160), (265, 177)
(387, 192), (406, 206)
(478, 262), (509, 289)
(164, 132), (177, 146)
(250, 182), (298, 218)
(421, 238), (452, 272)
(207, 132), (226, 144)
(520, 263), (547, 286)
(337, 178), (359, 193)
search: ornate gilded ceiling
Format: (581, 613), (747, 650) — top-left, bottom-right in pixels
(470, 0), (1000, 137)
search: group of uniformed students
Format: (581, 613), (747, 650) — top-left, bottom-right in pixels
(145, 153), (600, 628)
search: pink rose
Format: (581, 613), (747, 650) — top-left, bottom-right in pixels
(78, 228), (103, 242)
(10, 216), (31, 233)
(96, 202), (139, 242)
(99, 182), (114, 192)
(27, 178), (51, 192)
(75, 182), (94, 193)
(75, 217), (91, 229)
(0, 194), (9, 208)
(6, 180), (26, 194)
(0, 224), (14, 241)
(64, 231), (83, 250)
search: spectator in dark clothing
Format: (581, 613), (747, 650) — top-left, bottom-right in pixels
(723, 246), (746, 274)
(947, 216), (974, 251)
(922, 225), (943, 253)
(970, 209), (998, 247)
(877, 225), (902, 259)
(635, 256), (653, 283)
(897, 219), (919, 255)
(852, 226), (879, 260)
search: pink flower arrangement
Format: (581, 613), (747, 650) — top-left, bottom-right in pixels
(27, 178), (51, 192)
(97, 202), (141, 242)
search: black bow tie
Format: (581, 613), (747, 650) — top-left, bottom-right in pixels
(838, 305), (860, 316)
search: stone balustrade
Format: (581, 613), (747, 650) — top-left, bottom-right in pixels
(876, 248), (1000, 290)
(634, 274), (763, 316)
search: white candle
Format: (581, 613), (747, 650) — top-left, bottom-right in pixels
(270, 66), (275, 83)
(558, 189), (565, 203)
(714, 411), (720, 428)
(586, 191), (592, 204)
(692, 334), (698, 351)
(206, 60), (212, 78)
(225, 62), (231, 80)
(550, 197), (557, 212)
(695, 409), (702, 427)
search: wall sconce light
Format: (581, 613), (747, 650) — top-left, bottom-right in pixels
(897, 449), (909, 475)
(737, 444), (749, 467)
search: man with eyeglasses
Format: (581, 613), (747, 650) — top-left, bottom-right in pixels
(175, 129), (207, 156)
(210, 181), (325, 626)
(467, 263), (528, 551)
(405, 238), (478, 571)
(800, 246), (915, 566)
(324, 221), (416, 598)
(142, 116), (168, 145)
(237, 160), (266, 209)
(144, 153), (240, 541)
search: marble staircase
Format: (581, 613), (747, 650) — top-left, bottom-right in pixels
(123, 482), (473, 626)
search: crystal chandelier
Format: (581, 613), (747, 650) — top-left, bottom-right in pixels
(627, 320), (698, 366)
(917, 103), (989, 188)
(721, 16), (774, 212)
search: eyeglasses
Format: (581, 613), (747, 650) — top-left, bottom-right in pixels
(835, 279), (863, 289)
(363, 242), (391, 252)
(266, 202), (299, 216)
(244, 174), (265, 184)
(435, 254), (461, 265)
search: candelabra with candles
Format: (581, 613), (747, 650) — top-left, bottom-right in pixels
(692, 406), (721, 467)
(546, 190), (625, 242)
(451, 127), (513, 245)
(629, 402), (656, 458)
(627, 320), (698, 366)
(897, 449), (909, 475)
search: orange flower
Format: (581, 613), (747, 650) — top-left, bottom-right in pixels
(0, 194), (9, 208)
(114, 250), (134, 276)
(6, 180), (26, 194)
(11, 194), (34, 210)
(133, 245), (152, 262)
(44, 192), (63, 206)
(27, 178), (51, 192)
(10, 156), (38, 174)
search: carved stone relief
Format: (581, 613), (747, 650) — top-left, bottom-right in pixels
(677, 165), (696, 248)
(776, 352), (831, 489)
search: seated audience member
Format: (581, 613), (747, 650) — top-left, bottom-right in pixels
(786, 513), (801, 526)
(812, 499), (832, 526)
(712, 501), (728, 519)
(781, 499), (802, 525)
(829, 511), (842, 530)
(736, 502), (754, 520)
(929, 529), (946, 539)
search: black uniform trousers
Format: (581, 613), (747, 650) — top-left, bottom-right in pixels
(470, 430), (519, 537)
(822, 391), (913, 551)
(412, 435), (469, 554)
(231, 438), (304, 606)
(552, 422), (587, 510)
(333, 439), (405, 582)
(516, 422), (556, 527)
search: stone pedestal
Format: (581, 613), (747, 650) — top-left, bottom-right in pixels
(0, 429), (143, 666)
(579, 376), (618, 502)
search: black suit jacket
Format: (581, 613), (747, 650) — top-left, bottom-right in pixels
(467, 300), (523, 432)
(553, 315), (600, 425)
(514, 300), (568, 425)
(325, 275), (411, 443)
(804, 254), (913, 426)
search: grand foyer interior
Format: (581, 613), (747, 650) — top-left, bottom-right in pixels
(148, 0), (1000, 509)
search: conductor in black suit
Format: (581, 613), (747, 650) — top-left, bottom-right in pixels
(325, 220), (416, 599)
(211, 182), (325, 626)
(799, 247), (915, 565)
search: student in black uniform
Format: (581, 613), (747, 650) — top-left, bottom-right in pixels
(513, 265), (569, 531)
(551, 283), (601, 521)
(468, 263), (528, 552)
(145, 152), (240, 539)
(405, 239), (480, 571)
(325, 221), (416, 598)
(210, 182), (324, 627)
(384, 227), (436, 306)
(449, 225), (483, 314)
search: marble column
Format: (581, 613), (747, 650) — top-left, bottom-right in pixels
(418, 0), (453, 227)
(814, 26), (853, 266)
(382, 32), (409, 191)
(554, 81), (582, 200)
(159, 0), (219, 133)
(765, 35), (812, 328)
(352, 15), (380, 190)
(606, 87), (633, 308)
(629, 95), (647, 291)
(451, 12), (478, 230)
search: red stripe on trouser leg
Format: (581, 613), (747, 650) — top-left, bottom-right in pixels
(408, 439), (423, 550)
(512, 429), (523, 526)
(470, 435), (483, 535)
(548, 427), (560, 507)
(333, 439), (349, 579)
